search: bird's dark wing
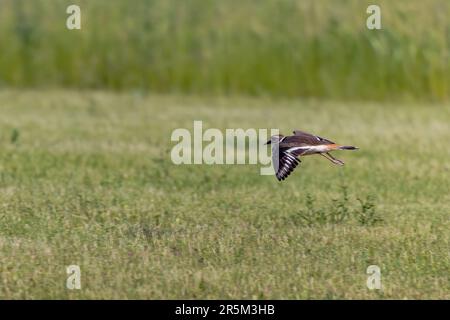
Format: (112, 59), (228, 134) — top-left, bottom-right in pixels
(292, 130), (334, 145)
(273, 146), (305, 181)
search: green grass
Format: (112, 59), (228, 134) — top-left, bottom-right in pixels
(0, 90), (448, 299)
(1, 0), (450, 101)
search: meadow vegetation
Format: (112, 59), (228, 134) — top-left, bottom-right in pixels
(0, 91), (448, 299)
(0, 0), (448, 300)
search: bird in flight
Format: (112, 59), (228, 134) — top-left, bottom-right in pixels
(266, 130), (358, 181)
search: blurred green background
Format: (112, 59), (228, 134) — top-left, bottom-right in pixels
(1, 0), (450, 101)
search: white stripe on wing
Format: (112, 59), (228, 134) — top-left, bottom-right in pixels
(286, 146), (309, 152)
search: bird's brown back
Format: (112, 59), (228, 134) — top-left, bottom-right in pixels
(280, 130), (335, 148)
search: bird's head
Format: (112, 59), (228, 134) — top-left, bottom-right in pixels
(265, 134), (284, 145)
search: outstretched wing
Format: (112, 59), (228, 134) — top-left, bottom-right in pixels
(273, 145), (308, 181)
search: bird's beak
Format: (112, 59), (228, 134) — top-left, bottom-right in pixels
(265, 140), (271, 145)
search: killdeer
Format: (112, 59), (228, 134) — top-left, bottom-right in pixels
(266, 130), (358, 181)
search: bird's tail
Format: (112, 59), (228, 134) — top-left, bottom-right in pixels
(338, 145), (358, 150)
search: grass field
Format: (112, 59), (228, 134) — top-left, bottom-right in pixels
(0, 90), (448, 299)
